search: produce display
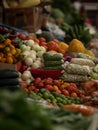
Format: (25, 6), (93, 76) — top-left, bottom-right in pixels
(0, 24), (98, 130)
(1, 90), (97, 130)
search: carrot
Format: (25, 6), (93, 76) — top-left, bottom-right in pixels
(62, 104), (94, 116)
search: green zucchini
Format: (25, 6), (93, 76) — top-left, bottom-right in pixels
(0, 69), (19, 78)
(44, 60), (64, 67)
(43, 52), (63, 61)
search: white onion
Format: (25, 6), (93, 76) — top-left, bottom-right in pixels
(40, 46), (46, 52)
(22, 51), (30, 59)
(26, 46), (31, 51)
(36, 50), (44, 57)
(32, 44), (41, 51)
(32, 60), (41, 68)
(25, 57), (33, 66)
(26, 39), (35, 47)
(20, 44), (27, 51)
(22, 72), (30, 80)
(25, 79), (32, 85)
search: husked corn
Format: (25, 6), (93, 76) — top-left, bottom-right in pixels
(64, 63), (92, 75)
(77, 53), (98, 64)
(61, 72), (90, 82)
(71, 58), (95, 67)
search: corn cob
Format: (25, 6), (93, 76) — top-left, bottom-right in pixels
(93, 64), (98, 73)
(91, 72), (98, 80)
(61, 72), (90, 82)
(77, 53), (98, 64)
(64, 63), (92, 75)
(71, 58), (95, 67)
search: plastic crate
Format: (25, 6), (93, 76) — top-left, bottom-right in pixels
(30, 68), (62, 79)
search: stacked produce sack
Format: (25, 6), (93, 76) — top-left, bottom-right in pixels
(61, 52), (98, 82)
(0, 69), (20, 91)
(43, 51), (64, 70)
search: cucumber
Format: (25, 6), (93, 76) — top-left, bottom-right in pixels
(0, 69), (19, 78)
(43, 52), (63, 61)
(44, 60), (64, 67)
(0, 78), (20, 86)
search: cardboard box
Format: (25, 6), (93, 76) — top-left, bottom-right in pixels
(0, 61), (22, 71)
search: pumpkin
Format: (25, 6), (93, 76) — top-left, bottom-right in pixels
(68, 39), (86, 53)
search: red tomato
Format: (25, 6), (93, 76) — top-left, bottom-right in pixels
(38, 81), (44, 88)
(34, 88), (39, 93)
(53, 39), (59, 44)
(53, 80), (61, 87)
(18, 33), (26, 40)
(38, 37), (46, 42)
(45, 84), (53, 92)
(34, 77), (41, 85)
(26, 35), (33, 40)
(62, 90), (70, 96)
(56, 89), (61, 94)
(39, 42), (47, 46)
(24, 88), (30, 94)
(21, 81), (27, 89)
(44, 78), (53, 85)
(28, 85), (35, 91)
(47, 41), (59, 52)
(34, 38), (40, 44)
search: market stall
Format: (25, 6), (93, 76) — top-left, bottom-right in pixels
(0, 0), (98, 130)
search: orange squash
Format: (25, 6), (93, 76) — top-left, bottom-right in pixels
(58, 42), (69, 50)
(68, 39), (86, 53)
(58, 42), (69, 55)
